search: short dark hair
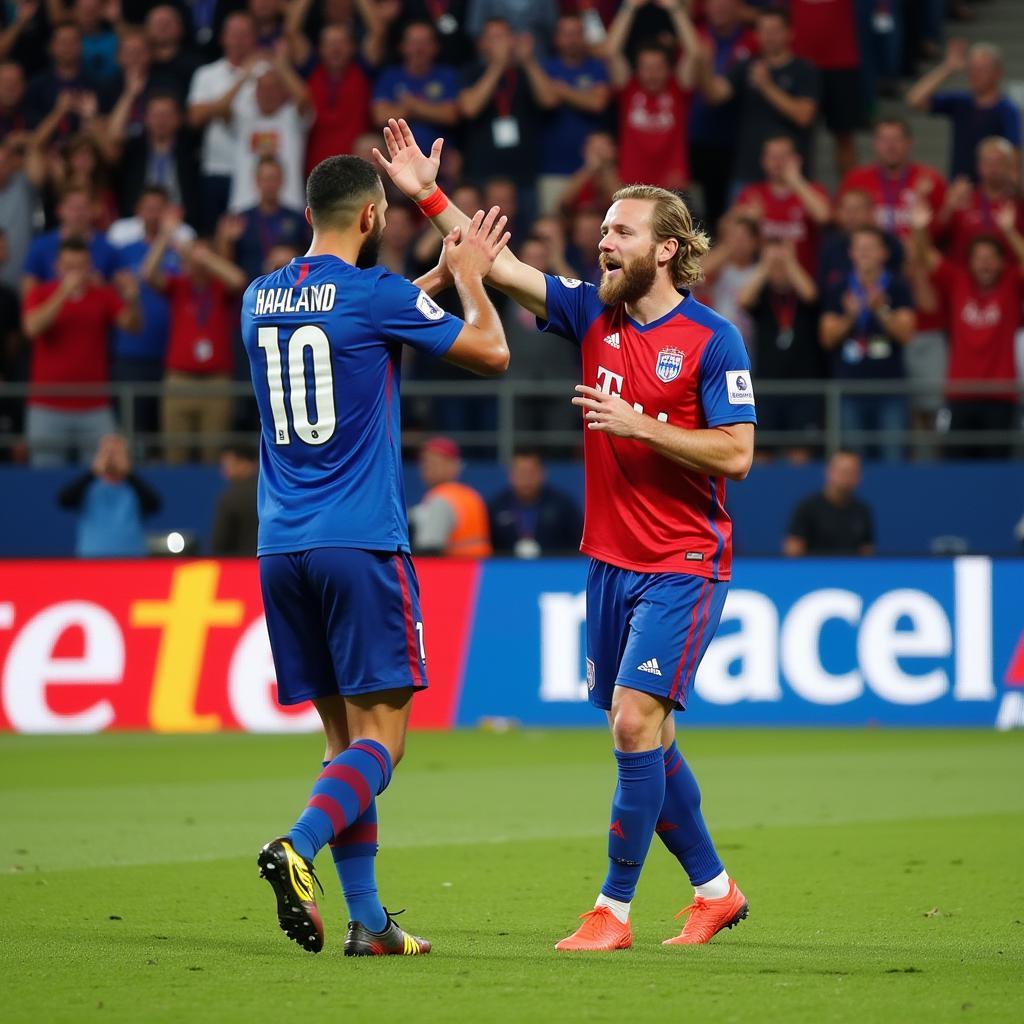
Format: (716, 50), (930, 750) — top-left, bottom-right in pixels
(850, 225), (887, 246)
(635, 41), (671, 63)
(59, 235), (89, 254)
(874, 116), (912, 137)
(146, 90), (180, 110)
(139, 184), (171, 202)
(968, 234), (1005, 259)
(257, 154), (282, 172)
(306, 155), (382, 229)
(402, 19), (438, 43)
(758, 6), (790, 25)
(512, 448), (543, 462)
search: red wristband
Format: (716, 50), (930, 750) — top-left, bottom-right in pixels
(416, 187), (449, 218)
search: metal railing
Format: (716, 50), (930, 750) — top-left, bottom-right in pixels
(0, 378), (1022, 463)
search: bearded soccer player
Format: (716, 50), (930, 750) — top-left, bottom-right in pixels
(376, 119), (755, 951)
(243, 155), (510, 956)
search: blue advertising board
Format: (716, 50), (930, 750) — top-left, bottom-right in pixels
(456, 558), (1024, 729)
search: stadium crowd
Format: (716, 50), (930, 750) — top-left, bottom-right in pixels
(0, 0), (1022, 468)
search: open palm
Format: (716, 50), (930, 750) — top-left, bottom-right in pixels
(373, 118), (443, 200)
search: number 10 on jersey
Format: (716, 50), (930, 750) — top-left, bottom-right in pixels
(257, 325), (337, 446)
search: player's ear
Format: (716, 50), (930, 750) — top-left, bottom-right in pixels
(304, 207), (312, 227)
(359, 200), (376, 234)
(658, 236), (679, 268)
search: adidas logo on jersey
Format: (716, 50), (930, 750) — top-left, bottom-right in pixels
(603, 332), (621, 349)
(637, 658), (662, 676)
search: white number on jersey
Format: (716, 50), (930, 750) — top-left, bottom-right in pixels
(257, 325), (337, 446)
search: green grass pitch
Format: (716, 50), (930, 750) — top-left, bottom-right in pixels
(1, 728), (1022, 1023)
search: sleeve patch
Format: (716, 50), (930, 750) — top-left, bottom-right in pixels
(725, 371), (755, 405)
(557, 276), (583, 288)
(416, 290), (445, 321)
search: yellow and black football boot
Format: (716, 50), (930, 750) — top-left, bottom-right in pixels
(257, 837), (325, 953)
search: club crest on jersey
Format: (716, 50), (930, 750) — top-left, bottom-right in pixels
(655, 347), (684, 383)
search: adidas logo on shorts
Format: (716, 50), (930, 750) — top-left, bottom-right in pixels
(637, 658), (662, 676)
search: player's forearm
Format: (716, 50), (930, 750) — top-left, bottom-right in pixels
(451, 271), (509, 374)
(424, 203), (521, 284)
(632, 419), (753, 481)
(412, 264), (449, 298)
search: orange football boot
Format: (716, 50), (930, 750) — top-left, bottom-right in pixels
(555, 906), (632, 951)
(662, 879), (748, 945)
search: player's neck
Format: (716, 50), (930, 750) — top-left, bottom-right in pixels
(625, 278), (685, 326)
(306, 230), (362, 265)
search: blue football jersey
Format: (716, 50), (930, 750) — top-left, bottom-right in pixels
(241, 255), (463, 555)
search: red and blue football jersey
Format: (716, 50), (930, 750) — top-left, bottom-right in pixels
(241, 255), (463, 556)
(539, 275), (756, 580)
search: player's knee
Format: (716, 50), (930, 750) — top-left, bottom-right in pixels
(611, 708), (656, 752)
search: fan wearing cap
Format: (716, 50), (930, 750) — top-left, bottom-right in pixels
(410, 436), (492, 557)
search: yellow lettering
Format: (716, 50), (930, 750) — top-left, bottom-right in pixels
(131, 563), (243, 732)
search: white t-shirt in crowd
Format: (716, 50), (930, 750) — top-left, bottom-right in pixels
(187, 57), (259, 177)
(228, 95), (310, 212)
(106, 218), (196, 248)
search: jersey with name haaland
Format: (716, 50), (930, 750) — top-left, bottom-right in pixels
(241, 254), (462, 555)
(539, 274), (756, 580)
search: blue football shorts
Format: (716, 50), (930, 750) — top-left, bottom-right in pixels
(259, 547), (428, 706)
(585, 558), (728, 712)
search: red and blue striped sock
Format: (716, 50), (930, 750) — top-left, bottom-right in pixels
(289, 739), (392, 863)
(323, 758), (387, 933)
(601, 747), (666, 903)
(656, 742), (724, 886)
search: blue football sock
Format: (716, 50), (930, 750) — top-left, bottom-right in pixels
(656, 742), (724, 886)
(288, 739), (392, 863)
(601, 747), (666, 904)
(329, 797), (387, 933)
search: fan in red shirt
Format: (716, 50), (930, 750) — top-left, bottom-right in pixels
(605, 0), (700, 191)
(734, 134), (830, 275)
(936, 136), (1024, 265)
(21, 237), (141, 466)
(789, 0), (863, 175)
(298, 24), (372, 175)
(910, 195), (1023, 458)
(142, 214), (248, 463)
(839, 118), (946, 240)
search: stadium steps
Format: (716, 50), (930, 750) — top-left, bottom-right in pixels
(813, 0), (1024, 189)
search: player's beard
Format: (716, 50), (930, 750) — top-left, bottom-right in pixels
(356, 219), (384, 268)
(597, 245), (659, 306)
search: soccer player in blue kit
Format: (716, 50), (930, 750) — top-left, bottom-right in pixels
(377, 118), (756, 951)
(244, 155), (510, 957)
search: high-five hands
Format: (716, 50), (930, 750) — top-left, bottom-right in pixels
(373, 118), (442, 201)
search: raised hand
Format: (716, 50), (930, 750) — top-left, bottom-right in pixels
(907, 191), (933, 232)
(842, 290), (861, 319)
(444, 207), (511, 280)
(994, 202), (1018, 234)
(945, 38), (969, 73)
(513, 32), (535, 64)
(373, 117), (443, 201)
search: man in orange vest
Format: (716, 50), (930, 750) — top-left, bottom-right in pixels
(410, 436), (492, 557)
